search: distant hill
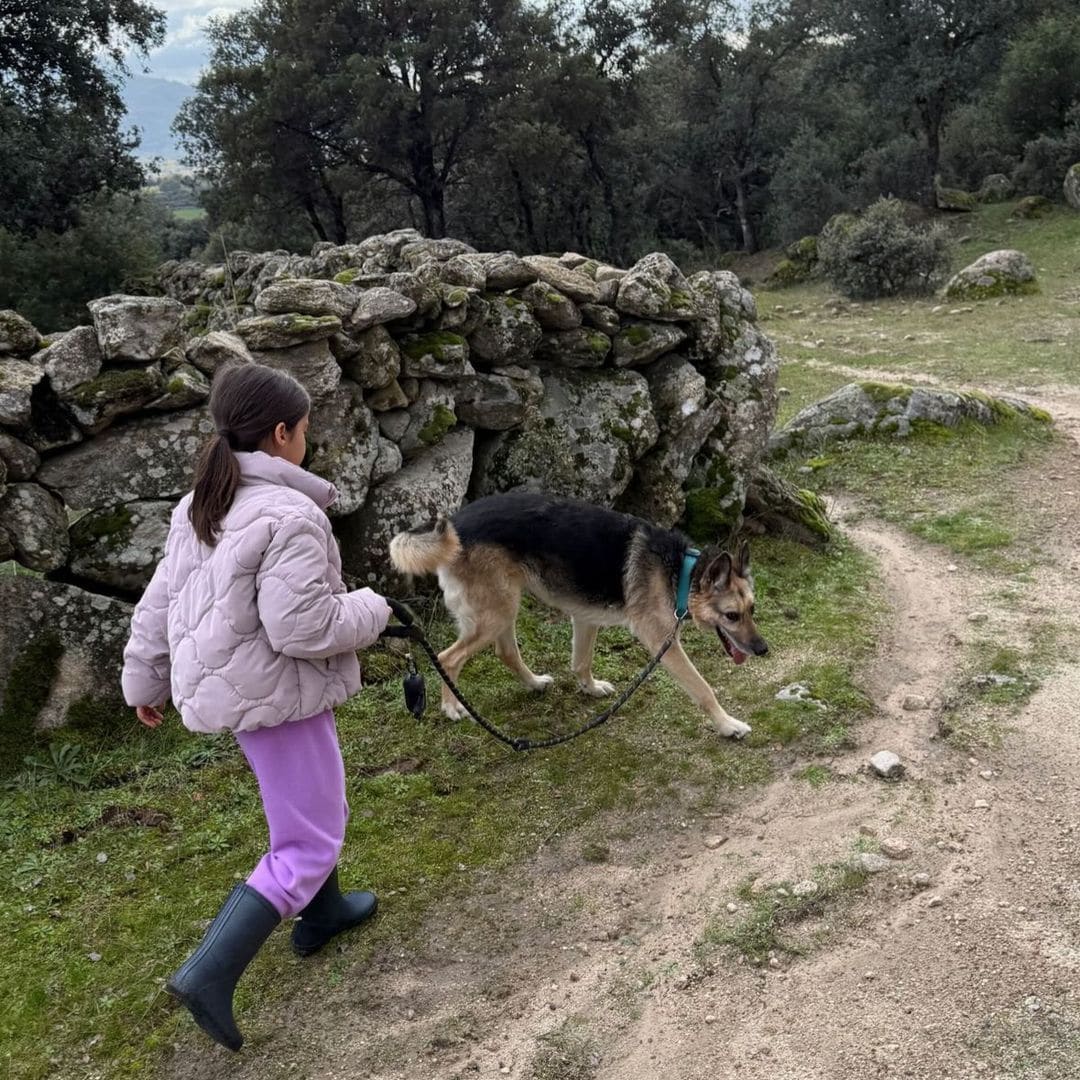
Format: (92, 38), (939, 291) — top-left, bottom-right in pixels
(122, 75), (194, 163)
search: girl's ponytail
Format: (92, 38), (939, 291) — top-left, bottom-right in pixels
(190, 432), (242, 546)
(188, 363), (310, 546)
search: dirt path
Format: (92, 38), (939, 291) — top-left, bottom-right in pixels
(168, 394), (1080, 1080)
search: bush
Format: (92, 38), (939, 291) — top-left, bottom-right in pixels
(818, 198), (953, 300)
(1014, 114), (1080, 199)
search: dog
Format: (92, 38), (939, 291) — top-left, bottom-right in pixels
(388, 492), (768, 738)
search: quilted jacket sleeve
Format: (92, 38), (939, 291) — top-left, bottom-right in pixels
(256, 513), (391, 660)
(122, 556), (172, 708)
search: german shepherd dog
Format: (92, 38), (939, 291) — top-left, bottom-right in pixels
(389, 493), (768, 739)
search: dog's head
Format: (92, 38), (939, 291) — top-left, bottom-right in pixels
(688, 542), (768, 665)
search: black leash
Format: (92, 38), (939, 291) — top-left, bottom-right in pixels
(380, 598), (685, 752)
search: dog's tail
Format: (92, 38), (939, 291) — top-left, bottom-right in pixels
(389, 516), (461, 577)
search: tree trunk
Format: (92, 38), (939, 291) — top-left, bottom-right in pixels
(919, 93), (946, 209)
(734, 174), (758, 254)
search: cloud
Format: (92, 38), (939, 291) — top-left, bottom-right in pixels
(130, 1), (257, 83)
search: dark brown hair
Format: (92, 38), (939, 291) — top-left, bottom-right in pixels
(189, 363), (311, 546)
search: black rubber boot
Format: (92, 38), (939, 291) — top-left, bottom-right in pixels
(291, 867), (378, 957)
(166, 884), (280, 1052)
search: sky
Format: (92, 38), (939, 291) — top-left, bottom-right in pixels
(135, 0), (257, 85)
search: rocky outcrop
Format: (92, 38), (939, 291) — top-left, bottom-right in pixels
(769, 382), (1050, 457)
(978, 174), (1013, 203)
(1, 234), (780, 732)
(943, 250), (1038, 300)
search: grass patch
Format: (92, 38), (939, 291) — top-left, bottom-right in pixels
(0, 535), (882, 1079)
(776, 414), (1056, 570)
(531, 1019), (601, 1080)
(171, 208), (206, 221)
(759, 203), (1080, 389)
(796, 764), (833, 788)
(699, 856), (872, 963)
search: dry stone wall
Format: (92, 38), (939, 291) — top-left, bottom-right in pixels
(0, 229), (777, 735)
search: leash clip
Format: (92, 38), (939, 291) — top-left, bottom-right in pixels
(402, 653), (426, 719)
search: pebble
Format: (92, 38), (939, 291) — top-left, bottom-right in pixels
(880, 837), (913, 860)
(96, 853), (108, 864)
(88, 952), (101, 962)
(869, 751), (905, 779)
(927, 895), (944, 908)
(704, 835), (728, 850)
(967, 611), (989, 624)
(726, 902), (739, 914)
(792, 880), (818, 897)
(569, 972), (580, 982)
(973, 799), (991, 810)
(910, 872), (931, 889)
(979, 770), (994, 780)
(901, 695), (929, 711)
(946, 564), (959, 572)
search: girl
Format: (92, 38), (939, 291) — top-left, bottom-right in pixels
(122, 363), (391, 1052)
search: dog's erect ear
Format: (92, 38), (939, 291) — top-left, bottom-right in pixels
(736, 541), (751, 578)
(700, 551), (732, 591)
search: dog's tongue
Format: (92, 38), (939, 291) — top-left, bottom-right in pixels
(720, 631), (749, 665)
(731, 648), (747, 666)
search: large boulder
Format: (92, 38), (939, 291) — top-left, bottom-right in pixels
(0, 433), (39, 481)
(467, 296), (543, 363)
(1065, 164), (1080, 211)
(338, 427), (475, 586)
(61, 365), (167, 434)
(0, 357), (44, 427)
(481, 251), (538, 290)
(378, 380), (458, 460)
(249, 338), (342, 401)
(0, 575), (133, 738)
(616, 253), (698, 321)
(185, 330), (254, 376)
(87, 295), (185, 362)
(1011, 195), (1051, 220)
(255, 279), (357, 319)
(517, 282), (582, 331)
(399, 332), (472, 379)
(612, 322), (687, 367)
(305, 380), (380, 517)
(452, 369), (542, 431)
(471, 369), (658, 505)
(333, 326), (401, 390)
(69, 500), (173, 592)
(618, 357), (724, 527)
(39, 326), (102, 393)
(682, 270), (779, 532)
(521, 256), (600, 304)
(943, 249), (1038, 300)
(0, 483), (70, 571)
(0, 310), (39, 355)
(235, 313), (341, 350)
(769, 382), (1049, 457)
(534, 328), (611, 368)
(148, 364), (211, 411)
(347, 287), (418, 331)
(36, 407), (214, 510)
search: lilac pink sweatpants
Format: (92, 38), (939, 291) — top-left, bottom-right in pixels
(234, 709), (347, 918)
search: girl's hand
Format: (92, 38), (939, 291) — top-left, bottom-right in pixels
(136, 705), (164, 728)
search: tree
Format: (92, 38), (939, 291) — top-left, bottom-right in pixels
(826, 0), (1030, 207)
(177, 0), (557, 243)
(996, 12), (1080, 143)
(0, 0), (165, 233)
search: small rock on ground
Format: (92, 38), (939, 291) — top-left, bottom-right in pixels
(870, 750), (905, 779)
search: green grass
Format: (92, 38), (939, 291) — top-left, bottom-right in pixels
(775, 415), (1056, 570)
(698, 855), (872, 964)
(759, 202), (1080, 392)
(0, 536), (881, 1080)
(531, 1020), (601, 1080)
(171, 208), (206, 222)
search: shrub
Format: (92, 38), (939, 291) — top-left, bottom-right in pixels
(818, 198), (953, 300)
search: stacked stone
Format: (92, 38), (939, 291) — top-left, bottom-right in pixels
(1, 232), (778, 728)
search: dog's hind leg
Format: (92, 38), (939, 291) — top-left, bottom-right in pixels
(571, 618), (615, 697)
(437, 626), (501, 721)
(495, 628), (554, 693)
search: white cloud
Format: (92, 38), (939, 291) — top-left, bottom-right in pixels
(132, 1), (258, 83)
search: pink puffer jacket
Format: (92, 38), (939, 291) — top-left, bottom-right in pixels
(121, 451), (390, 734)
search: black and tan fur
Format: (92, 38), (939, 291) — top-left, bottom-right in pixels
(389, 493), (768, 738)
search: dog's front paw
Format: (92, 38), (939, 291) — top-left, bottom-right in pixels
(579, 678), (616, 698)
(713, 715), (752, 740)
(441, 697), (468, 721)
(529, 674), (555, 693)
